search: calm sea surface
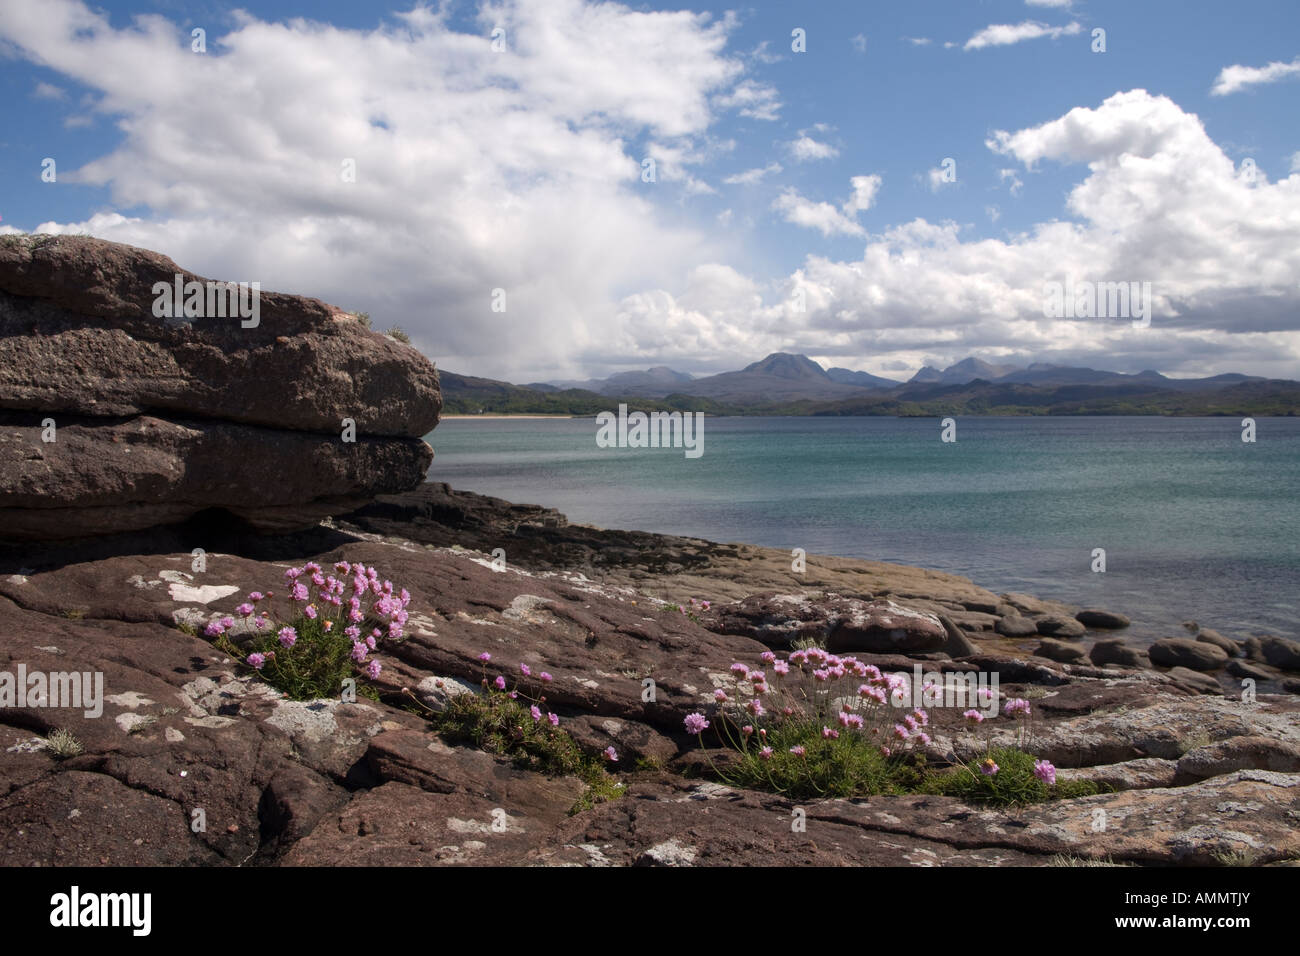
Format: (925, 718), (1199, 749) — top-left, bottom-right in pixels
(425, 417), (1299, 642)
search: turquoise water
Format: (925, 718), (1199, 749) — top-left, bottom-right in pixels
(425, 417), (1300, 642)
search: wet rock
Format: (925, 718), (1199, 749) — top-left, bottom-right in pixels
(1075, 609), (1130, 629)
(1089, 639), (1147, 668)
(1034, 638), (1088, 663)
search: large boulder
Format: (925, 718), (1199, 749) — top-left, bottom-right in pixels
(1148, 638), (1229, 671)
(1258, 636), (1300, 672)
(699, 592), (946, 654)
(0, 235), (439, 539)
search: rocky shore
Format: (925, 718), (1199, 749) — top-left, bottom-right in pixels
(2, 236), (1298, 867)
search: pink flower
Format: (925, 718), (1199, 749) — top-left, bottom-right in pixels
(742, 725), (754, 737)
(547, 712), (559, 727)
(964, 709), (985, 724)
(813, 669), (830, 682)
(365, 635), (377, 650)
(204, 621), (226, 637)
(478, 652), (491, 662)
(539, 672), (553, 682)
(684, 713), (710, 735)
(236, 603), (254, 617)
(746, 698), (765, 717)
(760, 651), (776, 664)
(880, 746), (892, 757)
(603, 746), (618, 762)
(351, 642), (368, 663)
(365, 660), (381, 680)
(979, 758), (999, 776)
(911, 708), (929, 727)
(752, 682), (769, 695)
(916, 732), (931, 746)
(277, 626), (297, 648)
(520, 663), (531, 677)
(748, 670), (766, 684)
(1003, 698), (1031, 717)
(773, 660), (790, 675)
(1034, 759), (1057, 786)
(729, 663), (749, 679)
(247, 652), (265, 670)
(892, 724), (910, 741)
(304, 605), (317, 620)
(530, 705), (542, 722)
(822, 726), (839, 739)
(713, 689), (728, 702)
(493, 675), (507, 691)
(759, 746), (773, 761)
(789, 745), (806, 757)
(220, 616), (235, 629)
(248, 591), (264, 602)
(845, 714), (864, 729)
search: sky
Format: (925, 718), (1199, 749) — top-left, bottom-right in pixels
(2, 0), (1299, 383)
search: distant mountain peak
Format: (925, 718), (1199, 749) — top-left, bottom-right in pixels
(742, 352), (831, 381)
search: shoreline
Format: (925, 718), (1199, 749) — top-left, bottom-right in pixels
(440, 413), (576, 419)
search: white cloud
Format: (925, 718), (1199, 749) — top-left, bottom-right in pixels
(714, 79), (782, 120)
(843, 175), (882, 214)
(1025, 0), (1073, 7)
(0, 0), (779, 379)
(964, 20), (1082, 51)
(723, 162), (782, 186)
(624, 90), (1300, 379)
(998, 168), (1024, 195)
(33, 81), (66, 99)
(927, 167), (953, 192)
(1291, 151), (1300, 174)
(905, 37), (932, 46)
(1211, 57), (1300, 96)
(772, 188), (866, 238)
(851, 34), (867, 53)
(787, 134), (839, 162)
(986, 205), (1001, 222)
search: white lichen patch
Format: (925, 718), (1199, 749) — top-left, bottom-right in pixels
(577, 843), (614, 866)
(571, 677), (599, 690)
(164, 727), (185, 743)
(502, 594), (555, 623)
(167, 583), (240, 605)
(7, 736), (47, 754)
(106, 692), (154, 709)
(642, 839), (697, 866)
(6, 574), (27, 585)
(127, 574), (162, 590)
(34, 645), (61, 654)
(115, 713), (155, 734)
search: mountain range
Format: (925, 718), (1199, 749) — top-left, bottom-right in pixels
(440, 353), (1300, 417)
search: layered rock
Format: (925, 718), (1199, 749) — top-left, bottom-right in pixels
(0, 235), (439, 538)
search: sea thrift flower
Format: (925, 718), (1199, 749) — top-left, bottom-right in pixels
(730, 663), (749, 678)
(366, 660), (381, 680)
(893, 724), (910, 741)
(1004, 699), (1031, 717)
(277, 626), (297, 648)
(478, 652), (492, 662)
(759, 746), (774, 761)
(684, 713), (710, 735)
(351, 642), (368, 663)
(845, 714), (864, 729)
(980, 758), (999, 776)
(911, 708), (929, 727)
(789, 746), (806, 757)
(548, 712), (559, 727)
(247, 653), (265, 670)
(345, 625), (360, 641)
(220, 616), (234, 630)
(713, 689), (728, 702)
(761, 651), (776, 664)
(603, 746), (618, 762)
(1034, 759), (1057, 786)
(530, 705), (542, 722)
(290, 583), (309, 602)
(248, 591), (264, 602)
(236, 603), (255, 617)
(539, 672), (553, 682)
(773, 660), (790, 675)
(822, 726), (839, 740)
(742, 725), (754, 737)
(746, 698), (765, 717)
(916, 732), (931, 746)
(782, 706), (795, 716)
(493, 676), (507, 691)
(204, 621), (226, 637)
(520, 663), (531, 677)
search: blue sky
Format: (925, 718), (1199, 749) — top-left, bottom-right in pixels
(3, 0), (1299, 381)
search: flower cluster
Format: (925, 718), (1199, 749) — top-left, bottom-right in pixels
(205, 560), (409, 696)
(691, 646), (933, 759)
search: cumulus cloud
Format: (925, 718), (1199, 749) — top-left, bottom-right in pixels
(624, 90), (1300, 379)
(772, 188), (866, 238)
(998, 168), (1024, 195)
(964, 20), (1082, 51)
(33, 81), (66, 99)
(787, 134), (839, 162)
(843, 174), (882, 214)
(713, 79), (781, 120)
(1211, 57), (1300, 96)
(1025, 0), (1073, 7)
(0, 0), (780, 379)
